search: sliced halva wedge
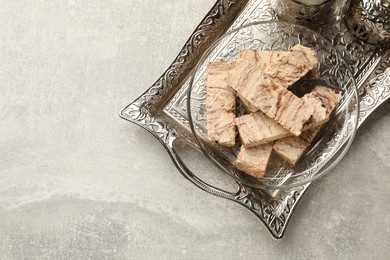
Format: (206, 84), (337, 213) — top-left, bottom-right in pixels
(235, 111), (290, 148)
(206, 62), (236, 147)
(236, 143), (273, 177)
(256, 45), (319, 88)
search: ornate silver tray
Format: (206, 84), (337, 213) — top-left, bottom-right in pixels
(120, 0), (390, 239)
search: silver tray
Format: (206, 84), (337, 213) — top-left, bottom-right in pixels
(120, 0), (390, 239)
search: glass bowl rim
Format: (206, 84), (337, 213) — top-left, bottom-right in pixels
(186, 20), (359, 190)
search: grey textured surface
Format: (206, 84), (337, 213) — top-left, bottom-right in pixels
(1, 0), (390, 259)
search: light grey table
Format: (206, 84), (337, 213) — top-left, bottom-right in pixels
(1, 0), (390, 259)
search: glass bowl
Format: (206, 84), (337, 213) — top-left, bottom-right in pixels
(186, 21), (359, 190)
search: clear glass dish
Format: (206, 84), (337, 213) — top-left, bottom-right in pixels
(187, 21), (359, 189)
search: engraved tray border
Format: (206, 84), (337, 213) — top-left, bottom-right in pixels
(120, 0), (390, 239)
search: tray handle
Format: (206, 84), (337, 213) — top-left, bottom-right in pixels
(168, 135), (297, 239)
(168, 134), (239, 200)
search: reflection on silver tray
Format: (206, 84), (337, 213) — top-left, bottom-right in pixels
(120, 0), (390, 239)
